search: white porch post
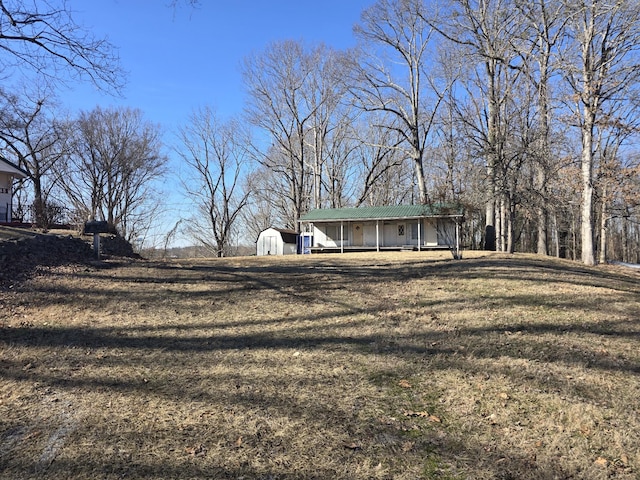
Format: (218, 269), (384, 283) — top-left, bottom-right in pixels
(310, 222), (314, 253)
(376, 220), (380, 252)
(8, 177), (13, 222)
(340, 221), (344, 254)
(456, 219), (460, 258)
(418, 220), (421, 252)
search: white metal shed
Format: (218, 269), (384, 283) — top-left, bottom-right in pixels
(256, 228), (299, 256)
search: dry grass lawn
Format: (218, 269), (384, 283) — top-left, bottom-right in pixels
(1, 251), (639, 479)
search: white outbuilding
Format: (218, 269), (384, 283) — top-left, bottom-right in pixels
(256, 228), (299, 256)
(0, 157), (28, 223)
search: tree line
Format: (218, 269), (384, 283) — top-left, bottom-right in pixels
(235, 0), (640, 265)
(1, 0), (639, 265)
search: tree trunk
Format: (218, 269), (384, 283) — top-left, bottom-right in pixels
(581, 114), (596, 266)
(507, 196), (516, 254)
(413, 148), (428, 204)
(599, 186), (608, 264)
(551, 210), (560, 258)
(485, 195), (496, 251)
(485, 58), (499, 251)
(500, 194), (508, 252)
(535, 150), (548, 255)
(32, 176), (46, 228)
(622, 216), (629, 263)
(313, 126), (322, 209)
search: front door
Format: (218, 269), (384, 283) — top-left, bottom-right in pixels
(353, 223), (363, 245)
(397, 223), (406, 244)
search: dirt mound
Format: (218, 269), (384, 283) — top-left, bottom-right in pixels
(100, 234), (140, 258)
(0, 229), (139, 287)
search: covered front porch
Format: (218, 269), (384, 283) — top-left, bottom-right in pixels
(299, 205), (464, 255)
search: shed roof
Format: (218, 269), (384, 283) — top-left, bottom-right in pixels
(274, 228), (298, 244)
(258, 227), (298, 245)
(299, 204), (463, 223)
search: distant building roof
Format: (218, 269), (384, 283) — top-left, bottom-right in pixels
(299, 204), (463, 222)
(257, 227), (298, 245)
(0, 157), (28, 178)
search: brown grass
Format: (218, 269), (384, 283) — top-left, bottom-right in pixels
(1, 251), (639, 479)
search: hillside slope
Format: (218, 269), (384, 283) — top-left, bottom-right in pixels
(0, 226), (137, 287)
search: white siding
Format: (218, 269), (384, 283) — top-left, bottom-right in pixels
(312, 224), (349, 247)
(0, 173), (10, 222)
(363, 224), (377, 246)
(283, 243), (297, 254)
(382, 223), (396, 246)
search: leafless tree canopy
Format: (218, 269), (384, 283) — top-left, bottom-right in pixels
(0, 85), (65, 228)
(177, 107), (251, 257)
(55, 107), (167, 242)
(0, 0), (123, 90)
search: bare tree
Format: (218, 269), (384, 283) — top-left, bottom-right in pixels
(177, 107), (251, 257)
(0, 85), (65, 227)
(241, 166), (290, 241)
(0, 0), (122, 90)
(303, 46), (352, 209)
(57, 106), (166, 241)
(0, 1), (122, 227)
(243, 41), (316, 228)
(351, 115), (410, 206)
(351, 0), (449, 205)
(433, 0), (526, 250)
(514, 0), (567, 255)
(243, 40), (351, 226)
(560, 0), (640, 265)
(593, 97), (640, 264)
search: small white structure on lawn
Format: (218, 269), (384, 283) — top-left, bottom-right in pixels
(0, 157), (28, 223)
(256, 228), (299, 256)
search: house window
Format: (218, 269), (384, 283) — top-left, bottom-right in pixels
(398, 225), (405, 236)
(325, 225), (339, 240)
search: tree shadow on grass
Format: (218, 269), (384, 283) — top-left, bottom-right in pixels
(1, 254), (639, 479)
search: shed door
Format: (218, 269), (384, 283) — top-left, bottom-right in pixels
(264, 236), (277, 255)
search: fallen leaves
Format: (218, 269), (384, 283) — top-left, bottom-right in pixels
(343, 442), (362, 451)
(185, 443), (207, 457)
(594, 456), (608, 467)
(402, 410), (441, 423)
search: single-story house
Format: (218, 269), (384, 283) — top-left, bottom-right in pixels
(298, 204), (463, 254)
(0, 157), (28, 223)
(256, 227), (299, 256)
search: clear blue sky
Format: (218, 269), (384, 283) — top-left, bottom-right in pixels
(67, 0), (372, 129)
(60, 1), (373, 248)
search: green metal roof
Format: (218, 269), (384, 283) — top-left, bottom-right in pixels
(299, 204), (463, 222)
